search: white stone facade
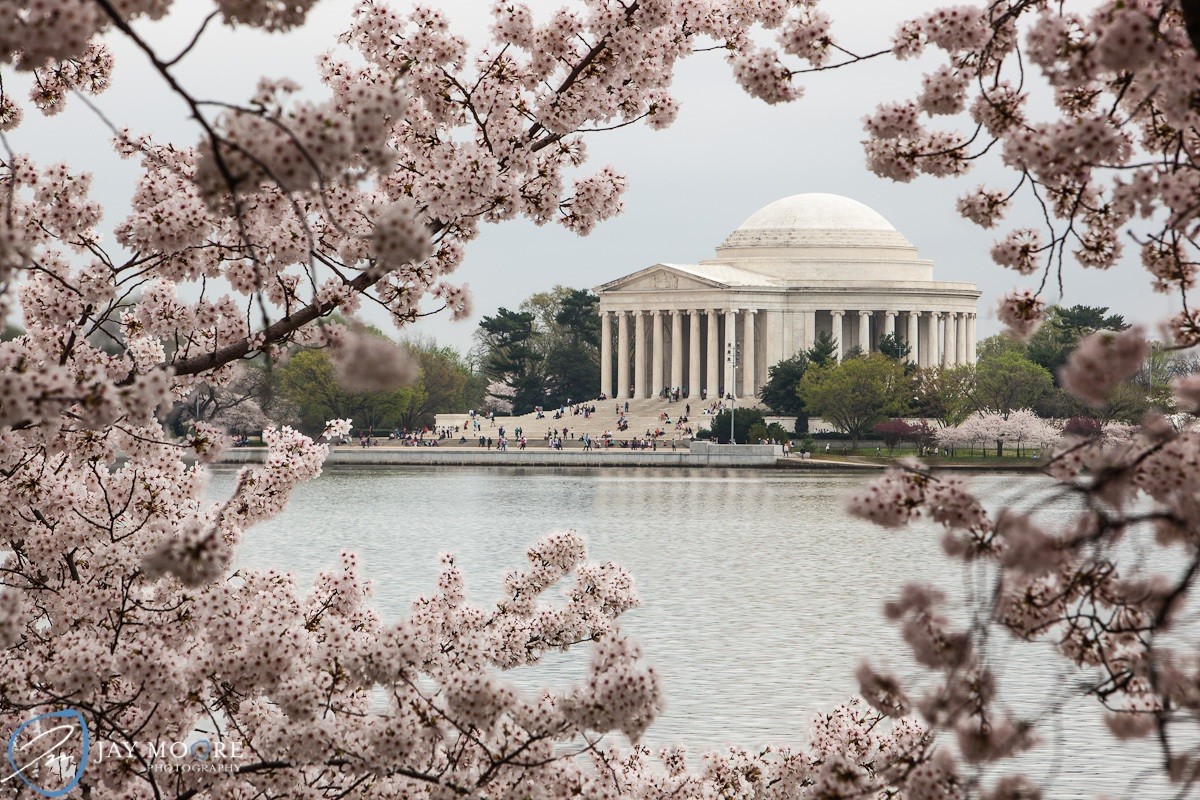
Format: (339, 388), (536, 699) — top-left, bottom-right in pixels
(594, 193), (981, 399)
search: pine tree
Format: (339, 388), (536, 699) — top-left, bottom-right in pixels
(805, 331), (838, 367)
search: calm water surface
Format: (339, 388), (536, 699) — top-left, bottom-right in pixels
(207, 467), (1170, 799)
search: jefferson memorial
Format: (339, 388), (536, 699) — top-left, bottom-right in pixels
(594, 193), (981, 400)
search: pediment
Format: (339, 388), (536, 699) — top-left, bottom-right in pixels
(598, 265), (726, 293)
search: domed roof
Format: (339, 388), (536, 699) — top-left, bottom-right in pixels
(736, 193), (897, 233)
(717, 193), (914, 252)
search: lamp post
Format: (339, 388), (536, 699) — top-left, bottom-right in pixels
(725, 342), (740, 444)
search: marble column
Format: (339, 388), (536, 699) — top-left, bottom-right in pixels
(884, 311), (897, 340)
(688, 311), (701, 397)
(617, 310), (629, 399)
(956, 312), (967, 365)
(967, 313), (977, 363)
(858, 310), (871, 354)
(600, 310), (612, 398)
(634, 311), (646, 398)
(764, 309), (783, 370)
(670, 310), (683, 393)
(743, 309), (757, 397)
(931, 311), (940, 369)
(651, 310), (664, 397)
(724, 308), (738, 396)
(906, 312), (919, 366)
(943, 312), (957, 368)
(802, 310), (816, 353)
(924, 312), (940, 368)
(706, 309), (720, 396)
(830, 310), (845, 363)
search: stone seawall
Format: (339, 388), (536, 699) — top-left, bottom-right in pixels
(217, 442), (783, 468)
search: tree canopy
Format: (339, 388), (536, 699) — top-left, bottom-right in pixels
(805, 330), (839, 367)
(798, 354), (909, 448)
(1026, 305), (1130, 382)
(476, 287), (601, 411)
(759, 353), (808, 416)
(708, 407), (767, 444)
(966, 348), (1055, 418)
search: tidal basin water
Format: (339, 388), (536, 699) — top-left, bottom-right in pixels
(207, 466), (1168, 798)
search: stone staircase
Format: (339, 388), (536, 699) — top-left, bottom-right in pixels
(435, 396), (770, 446)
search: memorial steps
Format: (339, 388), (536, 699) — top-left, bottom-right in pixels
(434, 396), (771, 446)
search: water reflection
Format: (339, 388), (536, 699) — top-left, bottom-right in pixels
(206, 466), (1167, 798)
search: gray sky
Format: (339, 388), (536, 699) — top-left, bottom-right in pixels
(6, 0), (1177, 355)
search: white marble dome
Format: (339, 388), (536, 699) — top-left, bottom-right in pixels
(707, 192), (931, 282)
(738, 193), (896, 232)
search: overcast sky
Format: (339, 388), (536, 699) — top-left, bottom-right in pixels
(6, 0), (1178, 354)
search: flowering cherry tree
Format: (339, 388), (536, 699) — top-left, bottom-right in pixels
(0, 1), (936, 799)
(937, 409), (1062, 457)
(870, 3), (1200, 344)
(815, 2), (1200, 790)
(7, 0), (1200, 798)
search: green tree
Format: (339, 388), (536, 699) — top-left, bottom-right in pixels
(967, 350), (1054, 418)
(544, 288), (601, 405)
(910, 365), (972, 426)
(1026, 304), (1129, 381)
(277, 349), (414, 435)
(708, 408), (767, 444)
(1031, 386), (1090, 420)
(878, 332), (911, 362)
(760, 354), (808, 416)
(478, 308), (545, 413)
(805, 330), (838, 367)
(390, 338), (477, 429)
(747, 421), (789, 443)
(554, 288), (601, 348)
(519, 286), (575, 353)
(479, 287), (602, 409)
(1099, 381), (1152, 424)
(798, 354), (909, 449)
(976, 332), (1027, 360)
(544, 342), (598, 407)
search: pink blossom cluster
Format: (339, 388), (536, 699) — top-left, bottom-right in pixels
(936, 410), (1063, 455)
(7, 0), (1200, 795)
(955, 186), (1008, 229)
(996, 289), (1046, 340)
(1058, 326), (1150, 406)
(828, 0), (1200, 325)
(989, 228), (1044, 275)
(5, 3), (955, 798)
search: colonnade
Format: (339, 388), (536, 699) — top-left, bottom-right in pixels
(599, 307), (977, 400)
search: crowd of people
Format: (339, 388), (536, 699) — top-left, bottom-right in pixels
(326, 399), (735, 453)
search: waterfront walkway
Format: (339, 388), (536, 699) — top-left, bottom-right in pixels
(219, 442), (785, 468)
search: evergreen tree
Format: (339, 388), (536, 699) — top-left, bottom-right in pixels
(805, 331), (838, 366)
(1026, 305), (1129, 382)
(760, 354), (808, 416)
(477, 308), (545, 413)
(878, 332), (911, 362)
(544, 288), (601, 405)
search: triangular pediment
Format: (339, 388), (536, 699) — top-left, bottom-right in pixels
(597, 264), (730, 293)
